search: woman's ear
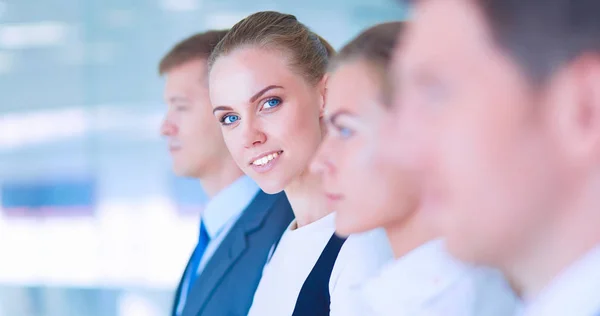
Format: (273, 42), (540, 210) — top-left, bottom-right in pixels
(318, 73), (330, 117)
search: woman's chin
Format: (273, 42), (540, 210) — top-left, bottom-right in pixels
(334, 213), (372, 237)
(259, 186), (285, 195)
(255, 178), (287, 195)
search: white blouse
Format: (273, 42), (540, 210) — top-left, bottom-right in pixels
(362, 239), (520, 316)
(520, 244), (600, 316)
(248, 213), (393, 316)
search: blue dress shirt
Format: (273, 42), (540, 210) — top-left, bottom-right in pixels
(175, 175), (260, 315)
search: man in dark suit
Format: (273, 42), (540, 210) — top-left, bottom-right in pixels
(159, 30), (294, 316)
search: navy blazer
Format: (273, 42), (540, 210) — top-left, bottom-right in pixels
(172, 191), (294, 316)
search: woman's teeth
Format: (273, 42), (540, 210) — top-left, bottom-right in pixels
(252, 152), (280, 166)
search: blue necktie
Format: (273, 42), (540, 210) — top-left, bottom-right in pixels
(183, 220), (211, 299)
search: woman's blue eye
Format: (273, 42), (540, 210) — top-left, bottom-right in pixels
(222, 115), (240, 125)
(339, 127), (354, 139)
(263, 98), (281, 109)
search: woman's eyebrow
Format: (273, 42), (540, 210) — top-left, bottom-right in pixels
(328, 110), (356, 125)
(212, 85), (284, 114)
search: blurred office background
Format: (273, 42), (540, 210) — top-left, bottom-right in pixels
(0, 0), (406, 315)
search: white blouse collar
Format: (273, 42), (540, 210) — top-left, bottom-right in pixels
(362, 239), (469, 314)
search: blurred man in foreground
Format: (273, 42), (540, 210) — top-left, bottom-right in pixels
(388, 0), (600, 315)
(159, 30), (293, 316)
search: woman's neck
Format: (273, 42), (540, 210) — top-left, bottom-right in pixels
(285, 170), (332, 228)
(384, 211), (440, 259)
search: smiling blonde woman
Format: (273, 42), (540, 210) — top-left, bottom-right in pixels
(208, 11), (392, 316)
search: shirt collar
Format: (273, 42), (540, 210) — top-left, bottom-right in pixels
(287, 212), (336, 233)
(523, 244), (600, 316)
(362, 239), (469, 313)
(202, 175), (260, 238)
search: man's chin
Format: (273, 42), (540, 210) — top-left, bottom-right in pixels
(173, 165), (201, 178)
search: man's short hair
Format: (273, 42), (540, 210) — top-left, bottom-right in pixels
(158, 29), (229, 75)
(331, 22), (405, 107)
(474, 0), (600, 84)
(409, 0), (600, 84)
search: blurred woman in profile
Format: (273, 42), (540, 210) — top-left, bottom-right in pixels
(207, 11), (392, 316)
(311, 22), (519, 315)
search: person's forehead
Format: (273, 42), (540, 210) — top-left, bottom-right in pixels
(169, 59), (207, 79)
(209, 48), (300, 104)
(165, 60), (206, 88)
(401, 0), (493, 73)
(328, 61), (381, 114)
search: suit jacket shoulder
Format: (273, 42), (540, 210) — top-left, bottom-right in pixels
(181, 191), (293, 316)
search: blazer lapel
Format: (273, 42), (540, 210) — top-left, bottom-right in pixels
(182, 191), (282, 316)
(171, 252), (194, 316)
